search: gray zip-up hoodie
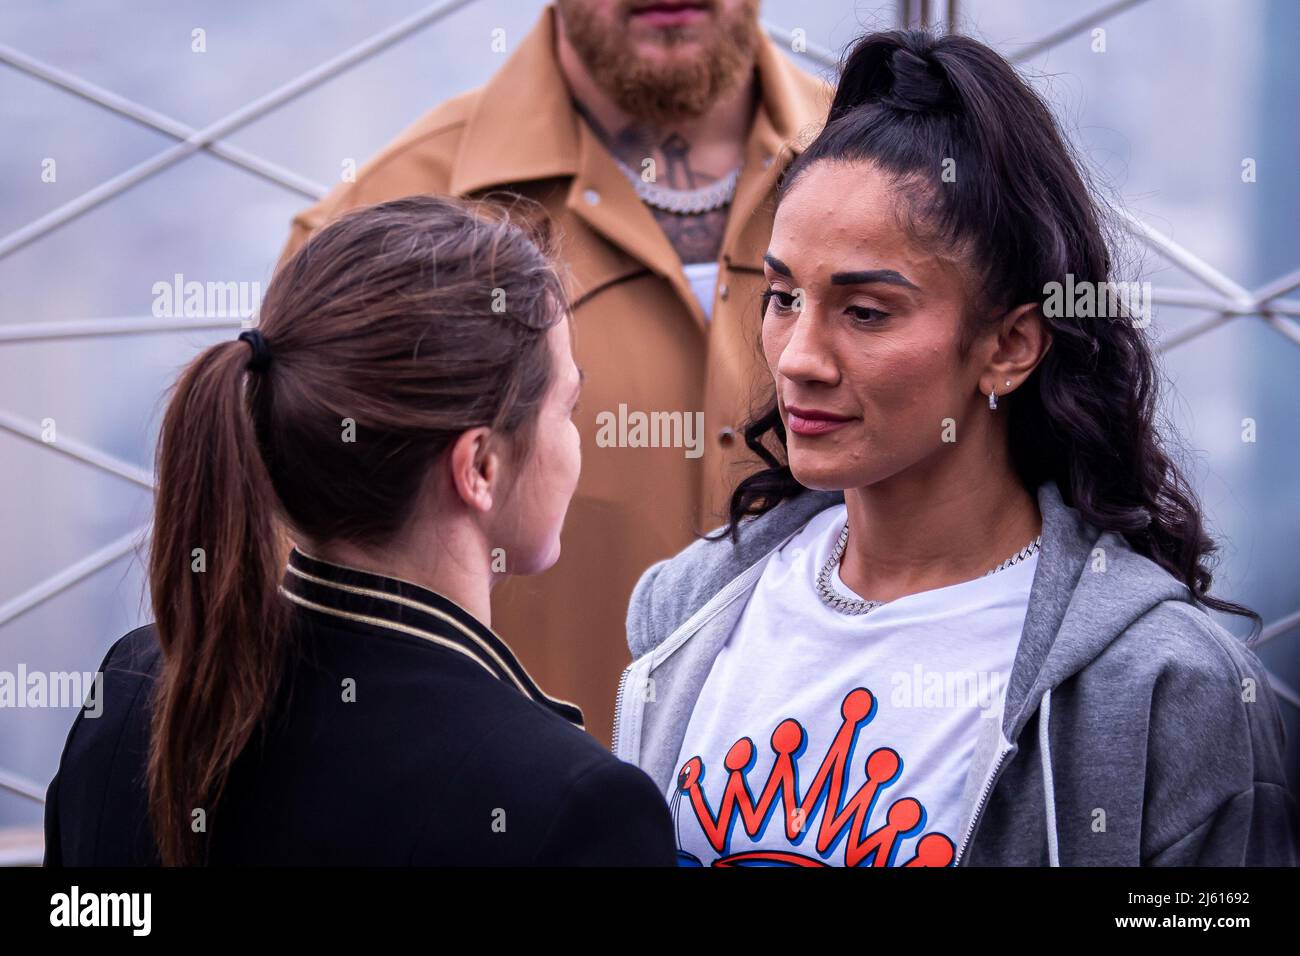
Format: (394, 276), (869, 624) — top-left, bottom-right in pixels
(616, 480), (1298, 866)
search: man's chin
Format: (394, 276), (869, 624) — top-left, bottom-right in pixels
(630, 35), (708, 57)
(625, 14), (713, 37)
(624, 27), (714, 69)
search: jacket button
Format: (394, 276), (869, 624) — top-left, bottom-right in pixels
(583, 188), (600, 205)
(718, 427), (736, 446)
(719, 283), (729, 301)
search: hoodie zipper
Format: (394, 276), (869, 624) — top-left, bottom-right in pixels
(610, 664), (632, 753)
(954, 745), (1013, 866)
(611, 545), (786, 758)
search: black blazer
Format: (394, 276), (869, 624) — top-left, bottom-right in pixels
(44, 547), (675, 865)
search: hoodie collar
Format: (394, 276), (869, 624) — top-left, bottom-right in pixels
(1000, 482), (1190, 742)
(280, 546), (585, 730)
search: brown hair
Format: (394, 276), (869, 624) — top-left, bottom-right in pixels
(146, 194), (567, 865)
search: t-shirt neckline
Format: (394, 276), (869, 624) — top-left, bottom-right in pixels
(821, 509), (1040, 612)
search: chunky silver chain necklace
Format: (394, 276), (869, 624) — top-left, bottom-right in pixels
(816, 522), (1042, 616)
(612, 157), (741, 215)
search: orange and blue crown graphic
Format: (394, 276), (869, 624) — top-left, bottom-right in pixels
(672, 687), (957, 867)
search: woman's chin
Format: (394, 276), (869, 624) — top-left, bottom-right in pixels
(531, 538), (565, 576)
(787, 460), (856, 493)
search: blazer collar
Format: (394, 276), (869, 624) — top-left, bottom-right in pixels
(280, 546), (585, 730)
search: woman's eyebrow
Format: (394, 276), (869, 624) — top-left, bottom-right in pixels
(831, 269), (919, 290)
(763, 253), (918, 291)
(763, 253), (792, 276)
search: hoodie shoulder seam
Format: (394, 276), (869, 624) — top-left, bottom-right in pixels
(1141, 599), (1253, 685)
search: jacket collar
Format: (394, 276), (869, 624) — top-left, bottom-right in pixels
(447, 3), (579, 197)
(446, 4), (828, 328)
(280, 546), (585, 730)
(447, 3), (821, 198)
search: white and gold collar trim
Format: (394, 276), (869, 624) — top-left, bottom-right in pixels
(280, 546), (585, 730)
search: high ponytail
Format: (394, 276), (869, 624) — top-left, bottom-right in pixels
(828, 37), (957, 119)
(145, 195), (568, 864)
(147, 339), (290, 866)
(720, 29), (1261, 636)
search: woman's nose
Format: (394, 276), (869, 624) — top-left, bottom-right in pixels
(776, 304), (839, 385)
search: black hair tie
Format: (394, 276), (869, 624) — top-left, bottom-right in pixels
(237, 329), (272, 372)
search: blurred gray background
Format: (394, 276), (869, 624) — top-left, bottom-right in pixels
(2, 0), (1298, 862)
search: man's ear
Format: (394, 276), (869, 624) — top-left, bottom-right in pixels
(981, 302), (1053, 397)
(448, 426), (499, 514)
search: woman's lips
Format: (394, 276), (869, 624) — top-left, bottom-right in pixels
(786, 406), (856, 437)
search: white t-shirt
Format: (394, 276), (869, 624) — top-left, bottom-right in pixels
(669, 503), (1036, 868)
(681, 261), (719, 321)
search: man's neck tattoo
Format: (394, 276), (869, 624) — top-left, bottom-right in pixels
(574, 99), (734, 265)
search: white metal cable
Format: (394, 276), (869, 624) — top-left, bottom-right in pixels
(1008, 0), (1153, 64)
(0, 315), (247, 344)
(0, 523), (151, 630)
(0, 769), (46, 804)
(761, 20), (839, 70)
(0, 42), (328, 201)
(0, 0), (480, 258)
(1252, 267), (1300, 306)
(0, 411), (155, 490)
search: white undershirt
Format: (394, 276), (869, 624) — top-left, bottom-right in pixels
(668, 503), (1036, 868)
(681, 261), (719, 322)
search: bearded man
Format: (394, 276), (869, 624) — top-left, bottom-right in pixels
(279, 0), (830, 742)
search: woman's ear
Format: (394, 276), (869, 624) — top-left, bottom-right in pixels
(982, 302), (1053, 395)
(447, 426), (499, 514)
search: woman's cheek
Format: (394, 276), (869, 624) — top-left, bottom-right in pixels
(761, 319), (787, 373)
(568, 423), (582, 492)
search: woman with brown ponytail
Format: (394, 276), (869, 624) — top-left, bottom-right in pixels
(43, 195), (674, 866)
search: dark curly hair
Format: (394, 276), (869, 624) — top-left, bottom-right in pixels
(715, 29), (1260, 636)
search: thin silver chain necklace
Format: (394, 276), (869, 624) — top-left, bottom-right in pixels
(612, 156), (741, 215)
(816, 523), (1042, 616)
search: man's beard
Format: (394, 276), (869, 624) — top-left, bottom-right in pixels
(557, 0), (761, 127)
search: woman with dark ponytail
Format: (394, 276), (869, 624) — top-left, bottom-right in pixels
(616, 30), (1297, 866)
(44, 195), (675, 866)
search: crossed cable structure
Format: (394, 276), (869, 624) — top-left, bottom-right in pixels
(1, 0), (1298, 823)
